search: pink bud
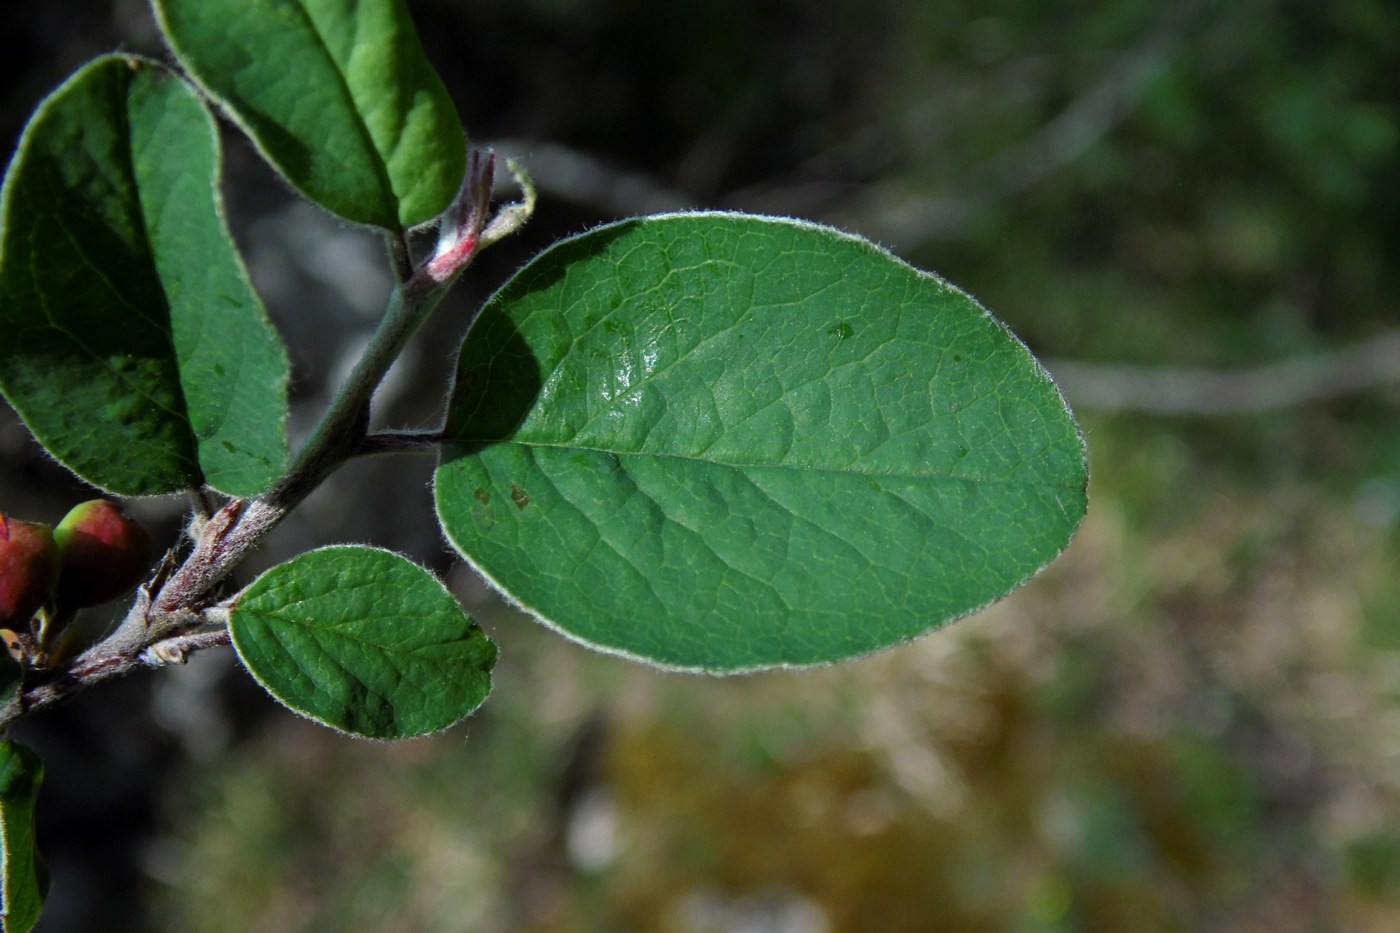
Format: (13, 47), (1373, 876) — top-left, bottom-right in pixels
(0, 515), (59, 627)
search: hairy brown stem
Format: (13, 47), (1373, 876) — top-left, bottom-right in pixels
(1, 622), (230, 723)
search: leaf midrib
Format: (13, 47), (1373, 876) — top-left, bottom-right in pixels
(449, 435), (1084, 490)
(282, 0), (399, 225)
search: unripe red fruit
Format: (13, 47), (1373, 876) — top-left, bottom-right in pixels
(53, 500), (153, 610)
(0, 515), (60, 628)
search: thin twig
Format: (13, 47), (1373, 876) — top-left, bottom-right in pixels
(0, 618), (231, 724)
(139, 624), (231, 666)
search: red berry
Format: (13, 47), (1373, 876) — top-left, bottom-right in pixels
(53, 500), (153, 610)
(0, 515), (59, 627)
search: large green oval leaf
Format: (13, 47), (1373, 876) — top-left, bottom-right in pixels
(152, 0), (465, 231)
(0, 56), (289, 496)
(435, 213), (1087, 672)
(0, 742), (44, 933)
(230, 546), (497, 739)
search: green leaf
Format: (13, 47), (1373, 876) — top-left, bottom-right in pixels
(230, 546), (497, 739)
(435, 213), (1087, 672)
(0, 742), (44, 933)
(152, 0), (466, 231)
(0, 55), (289, 496)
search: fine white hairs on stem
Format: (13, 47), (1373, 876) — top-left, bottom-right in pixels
(425, 149), (537, 282)
(480, 157), (538, 249)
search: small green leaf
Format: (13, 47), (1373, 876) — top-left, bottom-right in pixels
(436, 213), (1087, 672)
(152, 0), (466, 230)
(0, 56), (289, 496)
(230, 546), (496, 739)
(0, 742), (45, 933)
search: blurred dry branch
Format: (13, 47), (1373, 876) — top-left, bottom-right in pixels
(492, 4), (1199, 244)
(1046, 330), (1400, 414)
(851, 9), (1196, 244)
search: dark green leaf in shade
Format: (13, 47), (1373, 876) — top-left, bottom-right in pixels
(0, 56), (289, 496)
(435, 213), (1087, 672)
(229, 547), (497, 739)
(152, 0), (466, 231)
(0, 742), (45, 933)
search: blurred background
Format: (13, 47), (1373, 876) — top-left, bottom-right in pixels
(3, 0), (1399, 929)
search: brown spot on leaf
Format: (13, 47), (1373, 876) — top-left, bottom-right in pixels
(473, 488), (491, 504)
(510, 485), (531, 510)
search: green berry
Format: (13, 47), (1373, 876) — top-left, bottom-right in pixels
(54, 500), (153, 610)
(0, 515), (60, 628)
